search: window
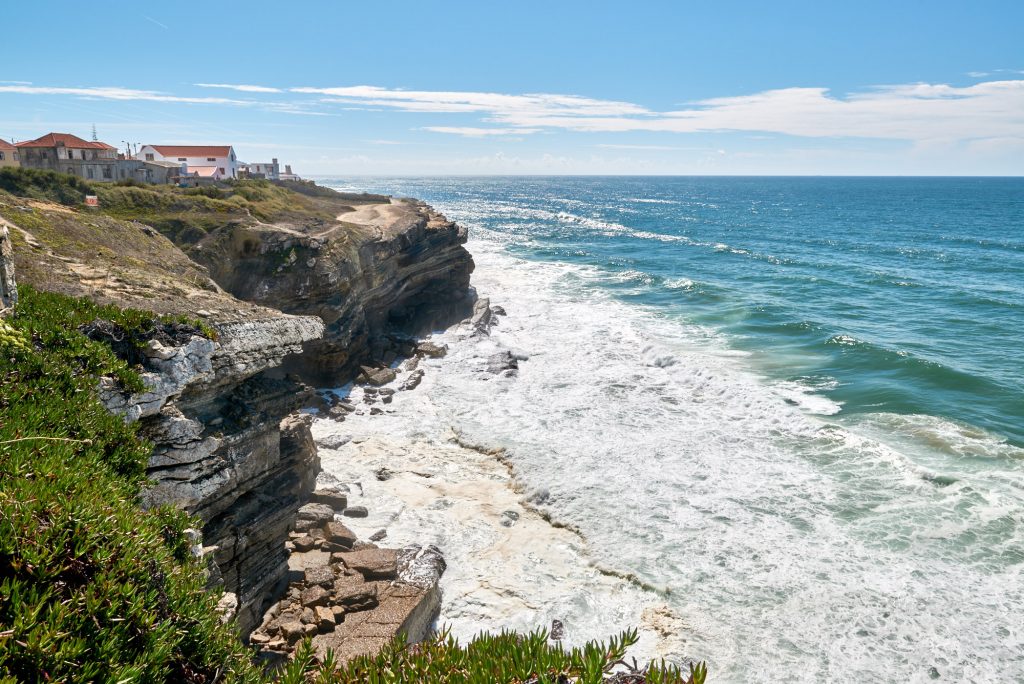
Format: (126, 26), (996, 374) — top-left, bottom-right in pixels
(0, 152), (5, 161)
(207, 157), (216, 162)
(145, 153), (154, 161)
(86, 167), (94, 179)
(102, 166), (112, 179)
(218, 167), (225, 175)
(177, 157), (187, 161)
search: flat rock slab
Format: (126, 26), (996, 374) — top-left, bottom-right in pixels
(311, 582), (439, 663)
(287, 549), (331, 582)
(335, 549), (398, 580)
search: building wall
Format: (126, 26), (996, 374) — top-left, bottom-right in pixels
(0, 147), (19, 168)
(139, 146), (239, 179)
(18, 147), (117, 180)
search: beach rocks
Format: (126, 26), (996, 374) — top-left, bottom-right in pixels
(416, 341), (447, 358)
(295, 503), (335, 533)
(359, 366), (397, 386)
(311, 486), (348, 510)
(486, 350), (519, 374)
(336, 548), (399, 580)
(324, 521), (358, 548)
(400, 369), (424, 391)
(344, 505), (369, 518)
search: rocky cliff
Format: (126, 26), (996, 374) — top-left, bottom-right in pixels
(1, 181), (473, 635)
(191, 197), (474, 385)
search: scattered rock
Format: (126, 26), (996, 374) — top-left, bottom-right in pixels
(281, 621), (305, 645)
(292, 535), (316, 552)
(486, 351), (519, 374)
(343, 506), (369, 518)
(491, 305), (506, 316)
(336, 548), (398, 580)
(301, 585), (330, 608)
(369, 529), (388, 542)
(216, 592), (238, 623)
(315, 606), (336, 632)
(399, 369), (424, 391)
(359, 366), (397, 386)
(374, 467), (392, 481)
(500, 510), (520, 528)
(397, 545), (446, 589)
(323, 521), (358, 548)
(416, 341), (447, 358)
(318, 434), (351, 450)
(369, 407), (384, 415)
(312, 487), (348, 510)
(296, 503), (335, 530)
(551, 619), (565, 641)
(304, 565), (335, 588)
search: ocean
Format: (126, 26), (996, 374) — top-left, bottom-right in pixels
(318, 177), (1024, 682)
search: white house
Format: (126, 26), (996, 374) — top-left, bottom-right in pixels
(240, 158), (280, 180)
(137, 145), (238, 180)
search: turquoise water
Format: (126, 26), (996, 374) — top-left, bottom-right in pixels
(323, 177), (1024, 681)
(333, 176), (1024, 446)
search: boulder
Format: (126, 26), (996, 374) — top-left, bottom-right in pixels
(360, 366), (397, 386)
(301, 585), (330, 608)
(486, 351), (519, 374)
(315, 606), (336, 632)
(399, 369), (424, 391)
(281, 621), (305, 645)
(343, 506), (369, 518)
(416, 341), (447, 358)
(323, 521), (358, 548)
(304, 565), (335, 588)
(312, 487), (349, 510)
(336, 548), (398, 580)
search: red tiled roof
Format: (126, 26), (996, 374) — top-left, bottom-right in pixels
(15, 132), (115, 150)
(149, 145), (232, 158)
(0, 139), (15, 151)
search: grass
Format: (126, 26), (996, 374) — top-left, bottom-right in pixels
(0, 167), (92, 206)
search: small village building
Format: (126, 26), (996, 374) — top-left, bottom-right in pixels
(138, 145), (238, 180)
(15, 132), (118, 180)
(278, 164), (301, 181)
(0, 139), (19, 168)
(239, 158), (280, 180)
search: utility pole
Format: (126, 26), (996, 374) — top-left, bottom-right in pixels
(91, 124), (98, 142)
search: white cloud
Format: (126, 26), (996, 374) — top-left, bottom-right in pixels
(0, 84), (251, 105)
(422, 126), (541, 137)
(195, 83), (282, 93)
(296, 80), (1024, 143)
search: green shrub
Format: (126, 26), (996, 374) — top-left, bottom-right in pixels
(0, 167), (93, 206)
(282, 628), (706, 684)
(0, 286), (261, 683)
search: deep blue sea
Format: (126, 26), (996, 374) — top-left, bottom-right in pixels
(323, 177), (1024, 681)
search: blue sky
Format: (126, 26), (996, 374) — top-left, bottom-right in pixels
(1, 1), (1022, 175)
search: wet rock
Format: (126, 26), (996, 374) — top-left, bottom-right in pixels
(399, 369), (424, 391)
(343, 506), (369, 518)
(369, 407), (384, 415)
(318, 434), (351, 450)
(416, 341), (447, 358)
(467, 297), (493, 335)
(551, 619), (565, 641)
(486, 351), (519, 374)
(374, 467), (393, 481)
(397, 545), (446, 589)
(491, 305), (506, 316)
(500, 510), (520, 528)
(369, 529), (388, 542)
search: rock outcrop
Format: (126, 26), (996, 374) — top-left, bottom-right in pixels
(192, 198), (474, 385)
(0, 221), (16, 316)
(99, 313), (326, 633)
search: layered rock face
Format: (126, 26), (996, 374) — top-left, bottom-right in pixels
(192, 199), (475, 385)
(101, 314), (326, 633)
